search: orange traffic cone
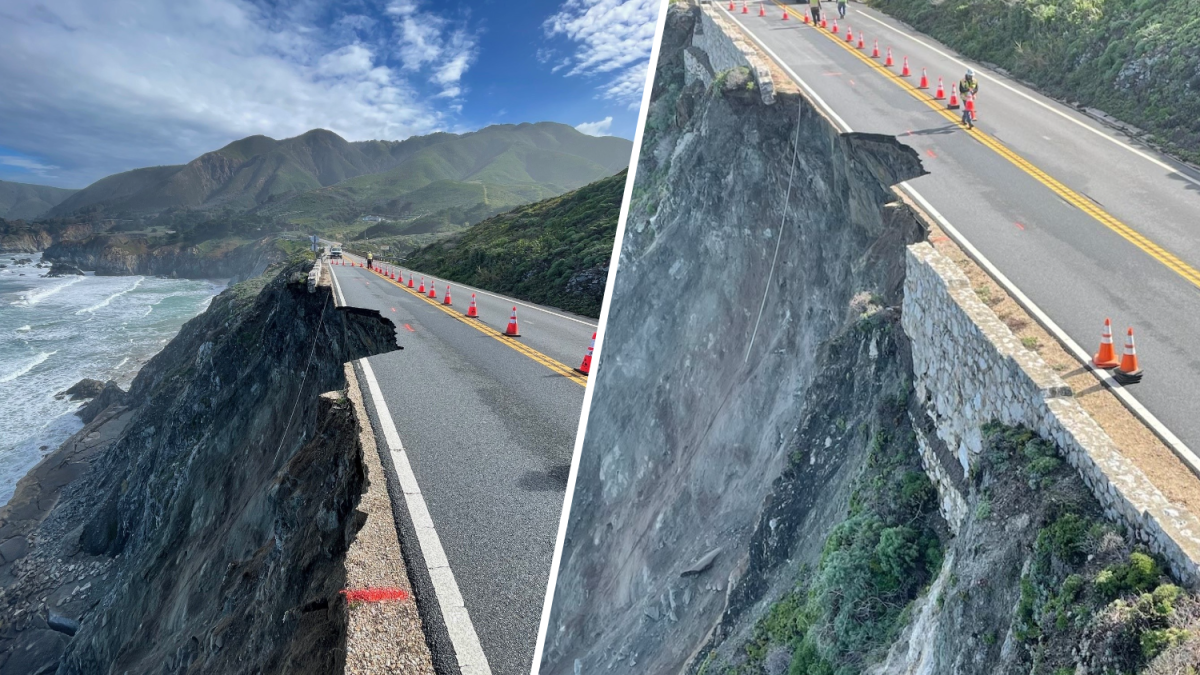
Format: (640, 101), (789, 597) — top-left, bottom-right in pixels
(846, 27), (855, 43)
(856, 33), (865, 49)
(428, 282), (437, 299)
(759, 2), (765, 16)
(965, 93), (976, 120)
(575, 332), (596, 376)
(831, 19), (839, 33)
(901, 56), (911, 77)
(503, 307), (521, 337)
(728, 0), (734, 9)
(466, 293), (479, 318)
(443, 285), (452, 305)
(820, 16), (826, 28)
(802, 12), (809, 23)
(1092, 318), (1121, 369)
(782, 7), (788, 20)
(872, 39), (880, 58)
(742, 2), (748, 13)
(418, 277), (425, 293)
(407, 273), (414, 288)
(885, 47), (894, 67)
(918, 68), (929, 88)
(934, 77), (946, 99)
(1113, 327), (1143, 384)
(948, 88), (960, 109)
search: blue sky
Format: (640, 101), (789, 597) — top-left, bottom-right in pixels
(0, 0), (660, 189)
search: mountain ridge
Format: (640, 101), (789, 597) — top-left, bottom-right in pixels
(47, 122), (631, 220)
(0, 179), (78, 220)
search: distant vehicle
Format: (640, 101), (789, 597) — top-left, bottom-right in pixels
(330, 246), (343, 258)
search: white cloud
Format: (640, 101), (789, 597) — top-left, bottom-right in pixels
(387, 0), (478, 98)
(575, 117), (613, 136)
(0, 0), (476, 187)
(0, 156), (59, 176)
(544, 0), (658, 107)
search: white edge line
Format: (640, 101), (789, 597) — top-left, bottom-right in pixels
(901, 183), (1200, 479)
(358, 358), (493, 674)
(723, 5), (853, 133)
(852, 7), (1200, 189)
(328, 259), (347, 307)
(529, 0), (672, 671)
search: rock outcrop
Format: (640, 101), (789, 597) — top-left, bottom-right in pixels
(0, 257), (399, 674)
(43, 234), (284, 280)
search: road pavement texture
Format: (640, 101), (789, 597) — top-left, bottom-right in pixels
(329, 255), (594, 675)
(723, 0), (1200, 464)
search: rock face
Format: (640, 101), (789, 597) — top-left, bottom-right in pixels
(539, 6), (925, 673)
(0, 258), (399, 674)
(75, 381), (126, 425)
(57, 379), (105, 401)
(0, 219), (93, 254)
(43, 234), (283, 280)
(46, 262), (85, 277)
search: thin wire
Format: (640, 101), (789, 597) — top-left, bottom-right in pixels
(745, 94), (807, 362)
(274, 272), (332, 461)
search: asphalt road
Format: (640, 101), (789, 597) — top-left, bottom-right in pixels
(723, 1), (1200, 457)
(329, 255), (595, 675)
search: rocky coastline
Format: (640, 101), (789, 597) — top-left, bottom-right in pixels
(0, 257), (399, 673)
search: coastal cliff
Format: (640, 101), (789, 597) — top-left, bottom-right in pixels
(0, 257), (400, 674)
(42, 234), (286, 280)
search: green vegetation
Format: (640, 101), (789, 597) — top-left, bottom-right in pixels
(981, 423), (1200, 673)
(727, 360), (943, 675)
(0, 179), (77, 220)
(869, 0), (1200, 162)
(397, 170), (626, 318)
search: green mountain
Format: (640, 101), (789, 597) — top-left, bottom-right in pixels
(400, 168), (626, 318)
(48, 123), (633, 224)
(0, 179), (77, 220)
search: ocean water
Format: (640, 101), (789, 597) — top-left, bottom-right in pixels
(0, 253), (224, 506)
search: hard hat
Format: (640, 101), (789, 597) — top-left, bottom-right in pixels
(966, 68), (975, 78)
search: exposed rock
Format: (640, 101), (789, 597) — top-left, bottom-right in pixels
(74, 381), (126, 424)
(43, 234), (284, 281)
(47, 613), (80, 637)
(45, 262), (84, 277)
(0, 258), (399, 673)
(56, 379), (105, 401)
(680, 548), (721, 577)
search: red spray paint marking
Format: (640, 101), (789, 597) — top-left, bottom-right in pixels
(391, 307), (396, 312)
(1014, 222), (1026, 231)
(925, 149), (938, 159)
(404, 324), (415, 332)
(930, 235), (950, 243)
(341, 587), (409, 603)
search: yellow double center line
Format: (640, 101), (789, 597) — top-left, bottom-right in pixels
(366, 265), (588, 387)
(754, 2), (1200, 290)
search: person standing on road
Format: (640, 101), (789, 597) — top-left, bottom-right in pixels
(836, 0), (847, 19)
(367, 251), (373, 270)
(810, 0), (822, 24)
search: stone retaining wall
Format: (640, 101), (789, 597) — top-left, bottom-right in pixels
(689, 4), (775, 104)
(903, 241), (1200, 586)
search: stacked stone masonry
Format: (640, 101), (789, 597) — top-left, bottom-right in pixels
(687, 4), (776, 104)
(902, 241), (1200, 586)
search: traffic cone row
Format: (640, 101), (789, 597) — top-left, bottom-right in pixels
(1092, 319), (1143, 384)
(337, 261), (600, 377)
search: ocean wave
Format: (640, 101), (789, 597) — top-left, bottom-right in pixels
(15, 325), (31, 333)
(12, 276), (83, 306)
(0, 351), (57, 384)
(77, 277), (144, 315)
